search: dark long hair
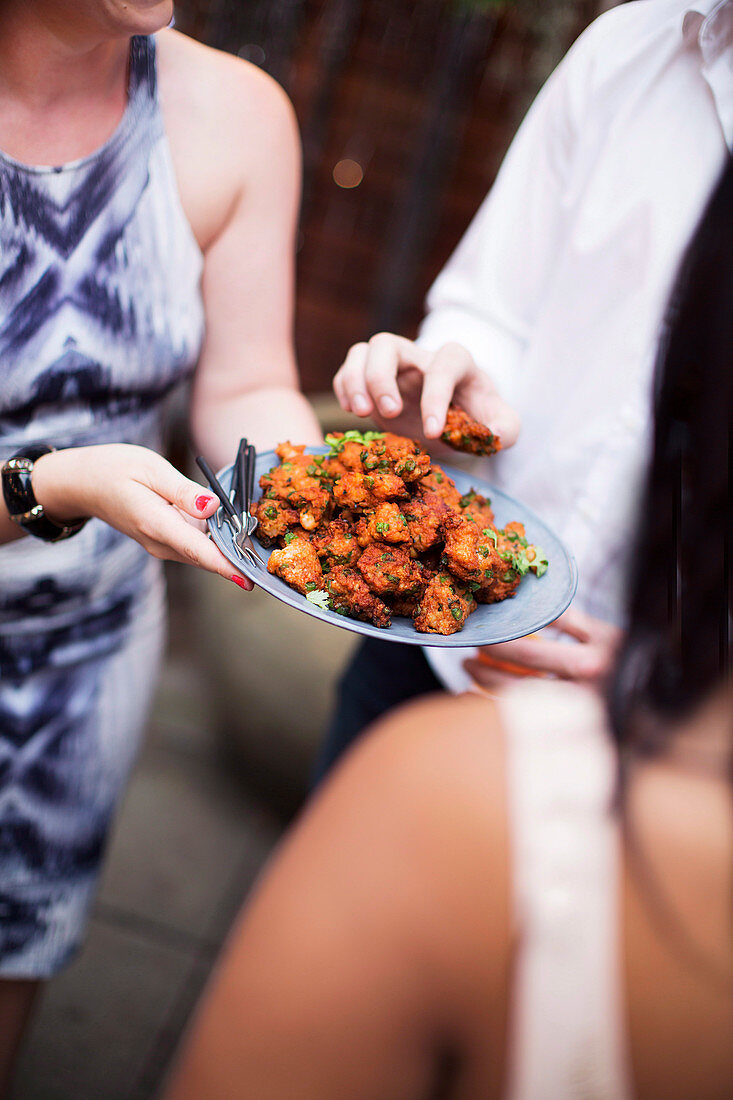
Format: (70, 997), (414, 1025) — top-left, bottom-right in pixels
(609, 156), (732, 756)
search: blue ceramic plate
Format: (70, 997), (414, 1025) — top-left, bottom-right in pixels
(208, 447), (577, 647)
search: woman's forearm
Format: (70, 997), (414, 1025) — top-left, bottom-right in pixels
(1, 443), (254, 584)
(191, 386), (323, 470)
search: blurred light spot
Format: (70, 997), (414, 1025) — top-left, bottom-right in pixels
(238, 44), (266, 66)
(333, 159), (364, 189)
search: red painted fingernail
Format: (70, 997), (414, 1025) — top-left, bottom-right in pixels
(195, 494), (214, 513)
(231, 575), (249, 590)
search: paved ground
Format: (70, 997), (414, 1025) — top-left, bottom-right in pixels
(12, 566), (288, 1100)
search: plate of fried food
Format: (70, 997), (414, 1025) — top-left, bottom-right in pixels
(208, 409), (577, 647)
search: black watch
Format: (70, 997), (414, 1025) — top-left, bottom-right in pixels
(1, 444), (88, 543)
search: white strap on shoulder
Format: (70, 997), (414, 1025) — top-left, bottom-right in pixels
(498, 680), (632, 1100)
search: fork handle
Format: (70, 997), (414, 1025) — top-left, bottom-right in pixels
(195, 456), (238, 521)
(234, 439), (248, 515)
(246, 444), (257, 514)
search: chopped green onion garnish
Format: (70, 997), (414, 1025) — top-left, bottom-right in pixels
(325, 430), (385, 455)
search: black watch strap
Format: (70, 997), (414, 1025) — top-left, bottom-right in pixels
(2, 445), (88, 543)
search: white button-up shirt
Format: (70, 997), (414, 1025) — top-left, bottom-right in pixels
(420, 0), (731, 692)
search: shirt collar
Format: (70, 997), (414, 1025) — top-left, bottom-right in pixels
(683, 0), (733, 61)
(682, 0), (733, 148)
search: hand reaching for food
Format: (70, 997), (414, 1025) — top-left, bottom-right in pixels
(332, 333), (520, 448)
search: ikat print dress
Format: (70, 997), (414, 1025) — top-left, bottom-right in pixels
(0, 36), (205, 975)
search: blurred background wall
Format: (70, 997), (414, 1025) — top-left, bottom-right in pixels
(175, 0), (617, 390)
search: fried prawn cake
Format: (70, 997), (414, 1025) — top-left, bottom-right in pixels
(333, 468), (408, 512)
(441, 512), (502, 587)
(418, 464), (463, 510)
(389, 591), (424, 618)
(381, 433), (431, 483)
(322, 438), (366, 479)
(326, 432), (429, 484)
(501, 520), (548, 577)
(267, 536), (323, 595)
(477, 523), (528, 604)
(325, 565), (391, 628)
(259, 444), (331, 530)
(413, 572), (476, 635)
(253, 498), (300, 547)
(356, 503), (411, 547)
(323, 435), (389, 479)
(457, 488), (495, 529)
(311, 519), (360, 567)
(401, 494), (447, 553)
(357, 543), (426, 599)
(476, 565), (522, 603)
(440, 404), (501, 456)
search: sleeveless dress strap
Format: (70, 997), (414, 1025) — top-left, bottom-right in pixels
(497, 680), (632, 1100)
(129, 34), (157, 99)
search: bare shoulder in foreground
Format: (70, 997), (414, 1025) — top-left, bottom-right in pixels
(165, 691), (511, 1100)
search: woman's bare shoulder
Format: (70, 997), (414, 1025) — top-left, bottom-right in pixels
(351, 690), (508, 809)
(314, 691), (512, 992)
(346, 691), (509, 843)
(249, 691), (511, 1068)
(156, 28), (296, 145)
(155, 28), (299, 250)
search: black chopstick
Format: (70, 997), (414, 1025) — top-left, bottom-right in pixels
(195, 456), (238, 522)
(246, 443), (256, 513)
(236, 438), (249, 516)
(229, 445), (242, 509)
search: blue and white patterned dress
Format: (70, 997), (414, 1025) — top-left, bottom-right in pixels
(0, 36), (205, 976)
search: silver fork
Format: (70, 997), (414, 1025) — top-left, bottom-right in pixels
(196, 454), (263, 570)
(235, 443), (264, 564)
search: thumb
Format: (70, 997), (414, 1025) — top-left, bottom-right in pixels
(486, 396), (520, 449)
(473, 392), (520, 449)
